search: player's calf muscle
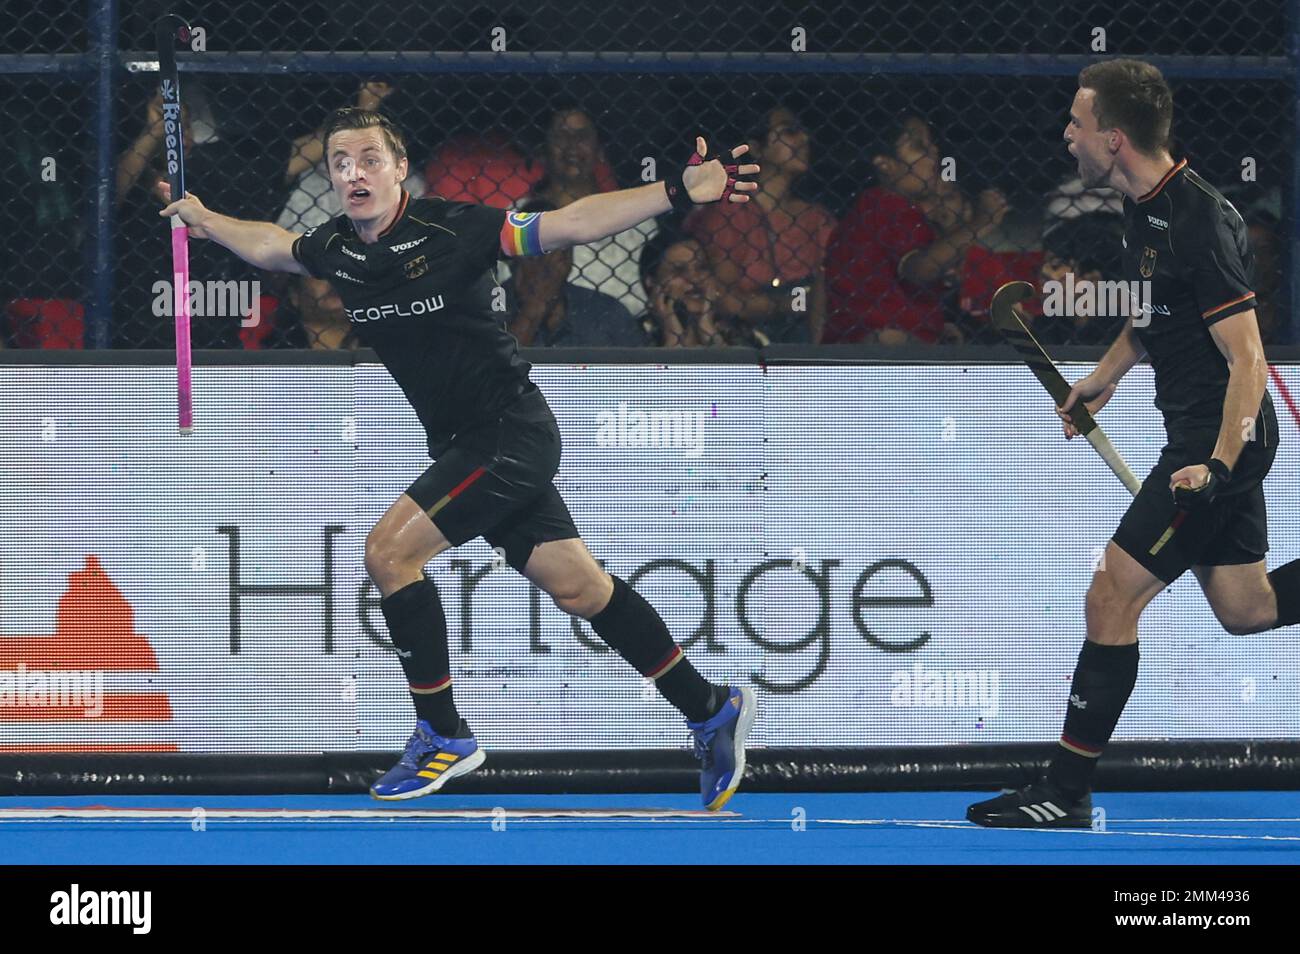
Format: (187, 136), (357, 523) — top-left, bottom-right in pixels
(1219, 613), (1275, 636)
(1210, 593), (1278, 635)
(525, 541), (614, 618)
(1196, 563), (1283, 634)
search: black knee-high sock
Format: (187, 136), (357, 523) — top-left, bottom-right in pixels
(588, 574), (725, 722)
(380, 577), (462, 737)
(1046, 640), (1140, 798)
(1268, 559), (1300, 628)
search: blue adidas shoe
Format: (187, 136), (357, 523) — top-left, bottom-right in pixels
(687, 685), (757, 811)
(370, 720), (486, 800)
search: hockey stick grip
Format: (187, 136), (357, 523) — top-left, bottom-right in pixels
(171, 214), (193, 433)
(1085, 427), (1142, 497)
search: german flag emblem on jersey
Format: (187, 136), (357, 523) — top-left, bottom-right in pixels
(404, 255), (429, 280)
(1139, 246), (1158, 278)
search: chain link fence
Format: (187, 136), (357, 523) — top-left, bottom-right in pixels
(1, 0), (1293, 349)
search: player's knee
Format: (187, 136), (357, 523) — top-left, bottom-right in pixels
(364, 530), (407, 586)
(550, 585), (594, 618)
(549, 573), (612, 619)
(1085, 573), (1138, 626)
(1084, 576), (1114, 619)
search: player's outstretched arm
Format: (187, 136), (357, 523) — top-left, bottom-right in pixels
(156, 181), (308, 275)
(533, 137), (758, 253)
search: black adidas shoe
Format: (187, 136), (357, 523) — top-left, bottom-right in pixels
(966, 780), (1092, 829)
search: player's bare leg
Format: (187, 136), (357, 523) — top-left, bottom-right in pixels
(1081, 541), (1167, 646)
(1048, 552), (1300, 807)
(366, 495), (482, 800)
(364, 495), (454, 731)
(521, 537), (723, 721)
(969, 542), (1165, 827)
(521, 537), (613, 618)
(364, 493), (451, 597)
(523, 536), (757, 810)
(1193, 562), (1279, 635)
(1044, 543), (1162, 794)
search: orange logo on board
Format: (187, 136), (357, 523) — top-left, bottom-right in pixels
(0, 556), (173, 753)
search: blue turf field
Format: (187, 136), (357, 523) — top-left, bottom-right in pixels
(1, 791), (1297, 864)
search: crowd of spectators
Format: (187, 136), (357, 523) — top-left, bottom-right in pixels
(1, 83), (1289, 350)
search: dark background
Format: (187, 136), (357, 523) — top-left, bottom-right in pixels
(0, 0), (1291, 344)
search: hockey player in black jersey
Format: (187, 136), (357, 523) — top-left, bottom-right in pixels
(969, 59), (1300, 828)
(159, 109), (760, 809)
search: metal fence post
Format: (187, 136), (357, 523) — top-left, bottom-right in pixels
(88, 0), (118, 348)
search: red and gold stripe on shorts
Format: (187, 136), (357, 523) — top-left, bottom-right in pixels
(1149, 510), (1189, 556)
(425, 466), (487, 519)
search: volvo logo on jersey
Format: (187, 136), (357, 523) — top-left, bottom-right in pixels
(390, 236), (427, 253)
(347, 295), (446, 323)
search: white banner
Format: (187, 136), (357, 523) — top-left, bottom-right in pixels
(1, 361), (1297, 751)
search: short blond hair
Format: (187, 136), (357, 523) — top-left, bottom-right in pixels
(322, 107), (407, 162)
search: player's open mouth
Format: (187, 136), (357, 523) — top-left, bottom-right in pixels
(348, 189), (371, 202)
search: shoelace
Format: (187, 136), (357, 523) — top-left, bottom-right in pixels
(399, 724), (436, 769)
(690, 725), (717, 768)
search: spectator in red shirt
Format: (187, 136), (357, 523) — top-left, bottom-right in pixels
(825, 113), (1008, 345)
(423, 130), (542, 209)
(684, 105), (835, 344)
